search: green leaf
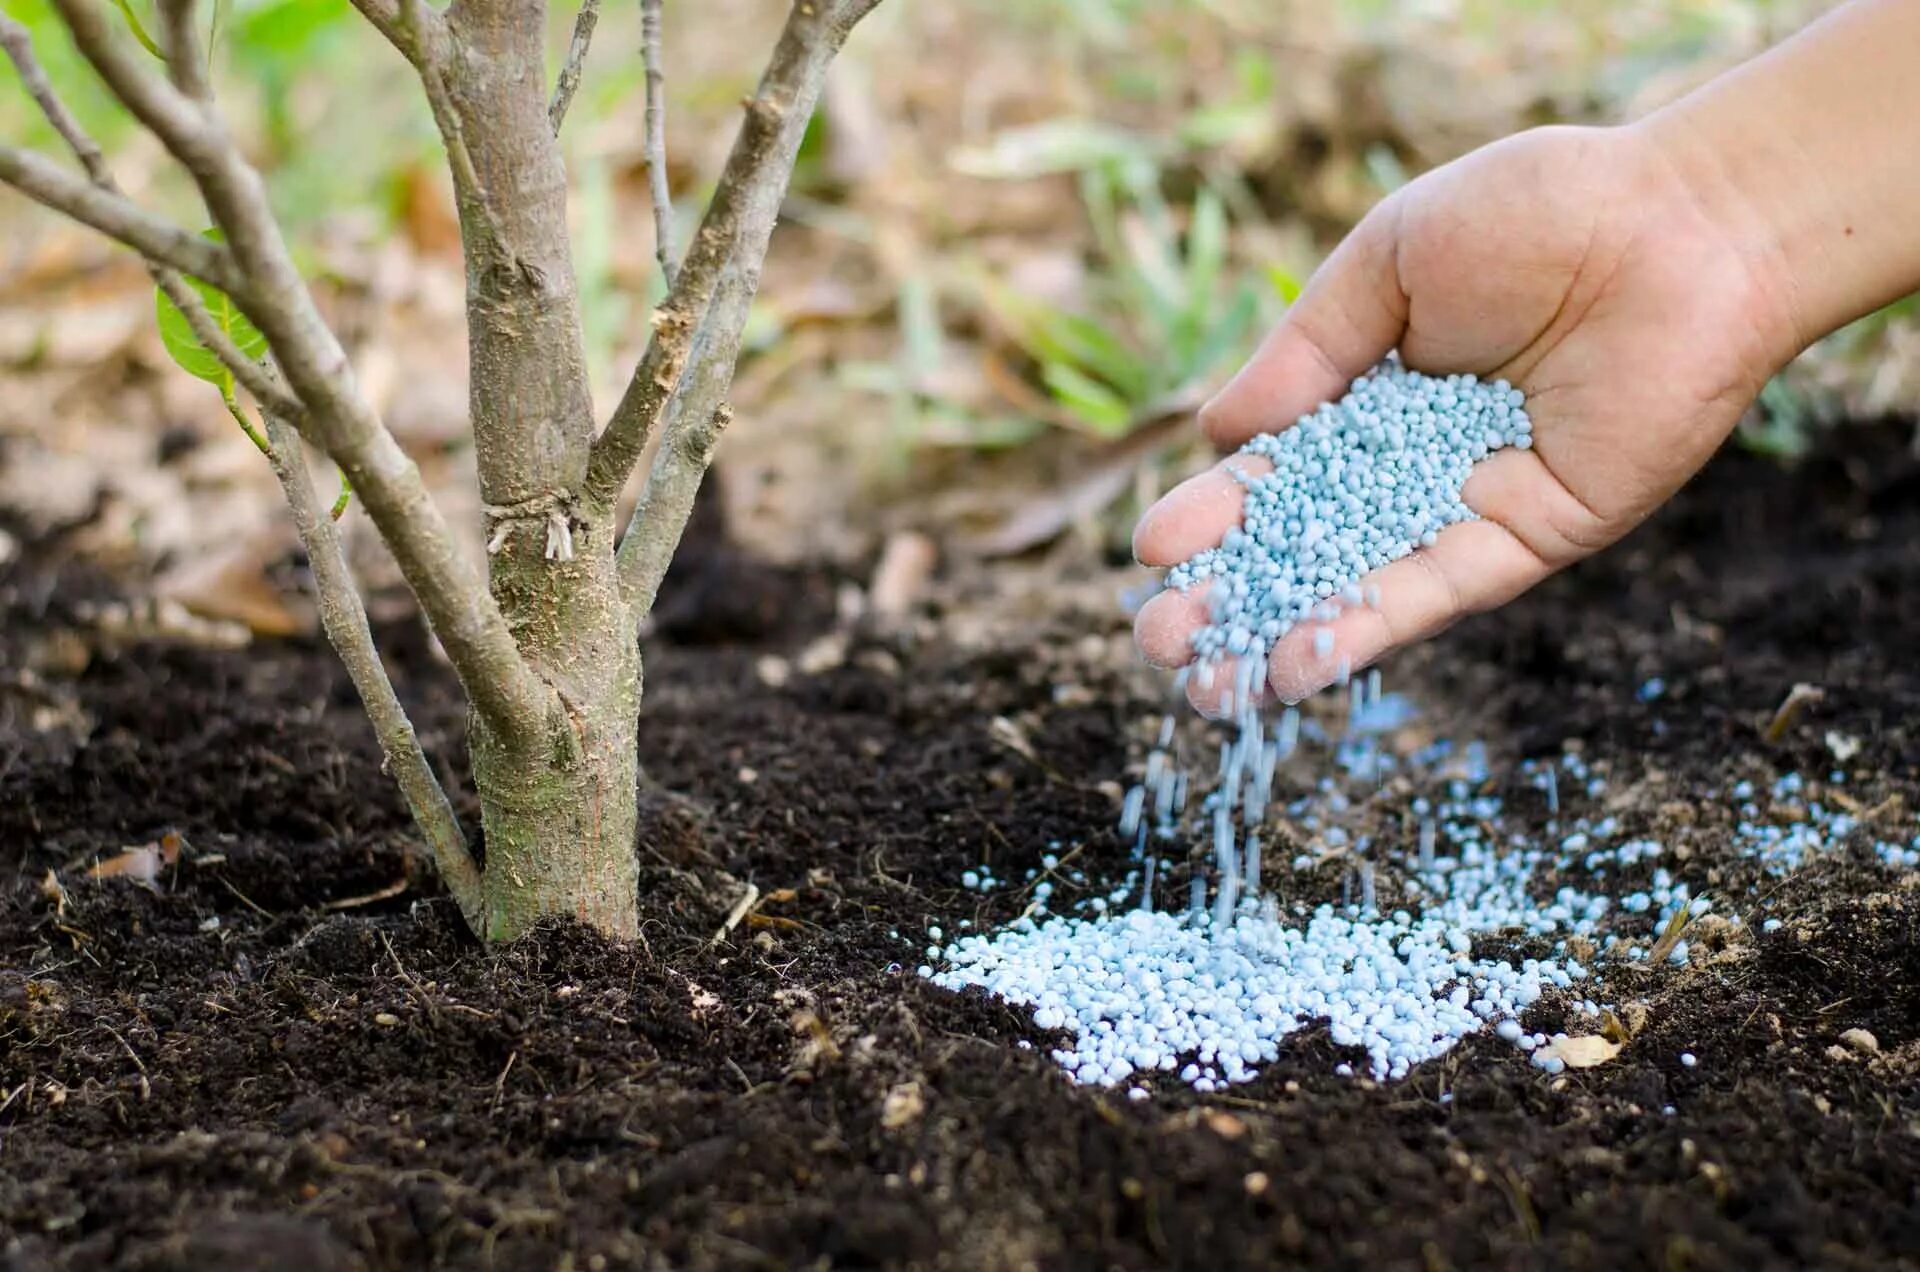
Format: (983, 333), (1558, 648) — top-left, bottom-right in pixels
(109, 0), (166, 59)
(154, 232), (267, 390)
(948, 119), (1161, 180)
(977, 278), (1148, 403)
(1265, 263), (1303, 305)
(897, 275), (945, 382)
(1185, 188), (1226, 301)
(1041, 361), (1133, 437)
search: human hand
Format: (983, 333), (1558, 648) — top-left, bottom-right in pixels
(1132, 123), (1803, 713)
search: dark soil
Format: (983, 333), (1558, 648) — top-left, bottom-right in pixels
(4, 429), (1920, 1271)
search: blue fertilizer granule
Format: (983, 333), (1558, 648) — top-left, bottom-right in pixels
(1166, 358), (1530, 666)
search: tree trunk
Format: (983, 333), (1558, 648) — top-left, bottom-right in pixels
(469, 511), (642, 942)
(439, 0), (643, 941)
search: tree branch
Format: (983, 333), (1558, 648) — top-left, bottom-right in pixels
(621, 400), (730, 614)
(548, 0), (600, 134)
(0, 141), (247, 295)
(395, 0), (512, 264)
(47, 0), (554, 739)
(344, 0), (410, 56)
(640, 0), (673, 288)
(264, 412), (483, 927)
(154, 0), (212, 103)
(583, 0), (881, 517)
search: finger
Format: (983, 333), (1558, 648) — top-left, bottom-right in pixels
(1133, 584), (1210, 669)
(1199, 199), (1410, 450)
(1265, 518), (1548, 702)
(1132, 455), (1273, 568)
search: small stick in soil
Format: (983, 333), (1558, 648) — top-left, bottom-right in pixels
(491, 1050), (516, 1113)
(99, 1022), (151, 1101)
(709, 881), (761, 946)
(1763, 682), (1825, 744)
(1646, 905), (1693, 967)
(379, 931), (442, 1028)
(322, 877), (411, 910)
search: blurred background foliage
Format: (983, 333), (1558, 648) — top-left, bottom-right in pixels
(2, 0), (1912, 594)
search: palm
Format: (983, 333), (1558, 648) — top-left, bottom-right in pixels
(1135, 126), (1793, 708)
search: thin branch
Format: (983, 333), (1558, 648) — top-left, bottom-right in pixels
(622, 400), (730, 614)
(344, 0), (509, 265)
(548, 0), (600, 134)
(394, 0), (511, 264)
(154, 0), (212, 103)
(263, 412), (482, 928)
(0, 141), (246, 294)
(640, 0), (673, 287)
(6, 14), (299, 417)
(584, 0), (882, 517)
(344, 0), (409, 55)
(48, 0), (553, 738)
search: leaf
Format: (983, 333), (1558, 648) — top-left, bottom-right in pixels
(1537, 1033), (1622, 1069)
(948, 119), (1162, 180)
(1041, 361), (1132, 437)
(154, 234), (267, 390)
(976, 279), (1147, 404)
(109, 0), (166, 59)
(1266, 264), (1303, 305)
(1183, 187), (1227, 313)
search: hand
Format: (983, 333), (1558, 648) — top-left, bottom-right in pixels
(1132, 123), (1802, 713)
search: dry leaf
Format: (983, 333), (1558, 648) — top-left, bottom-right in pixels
(867, 530), (937, 618)
(1538, 1033), (1622, 1069)
(155, 541), (309, 638)
(86, 845), (165, 885)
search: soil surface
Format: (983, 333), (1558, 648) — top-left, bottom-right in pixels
(4, 429), (1920, 1271)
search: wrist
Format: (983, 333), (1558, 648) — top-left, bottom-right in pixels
(1626, 110), (1812, 376)
(1628, 0), (1920, 367)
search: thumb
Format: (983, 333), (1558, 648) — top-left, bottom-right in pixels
(1199, 196), (1411, 450)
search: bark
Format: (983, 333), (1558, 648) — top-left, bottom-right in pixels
(440, 0), (639, 939)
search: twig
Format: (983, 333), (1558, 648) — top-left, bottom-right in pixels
(271, 412), (484, 929)
(343, 0), (408, 55)
(708, 876), (759, 947)
(394, 0), (510, 265)
(379, 930), (444, 1028)
(640, 0), (674, 287)
(1763, 682), (1825, 744)
(623, 401), (731, 613)
(154, 0), (212, 103)
(99, 1022), (151, 1101)
(548, 0), (600, 134)
(491, 1049), (516, 1113)
(0, 141), (244, 294)
(49, 0), (552, 740)
(583, 0), (885, 519)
